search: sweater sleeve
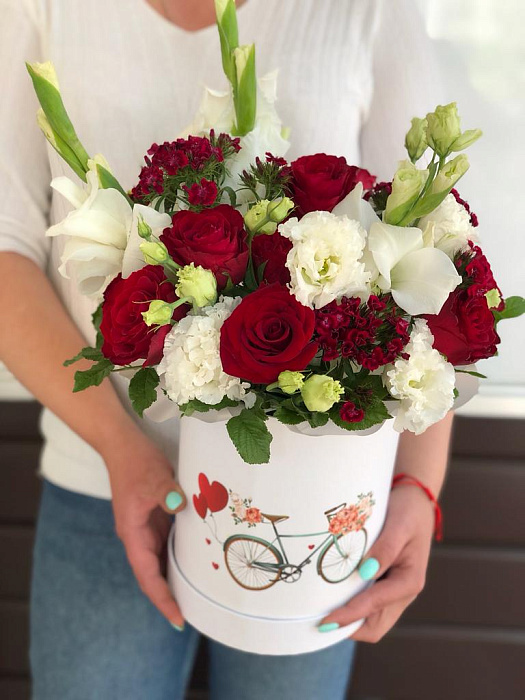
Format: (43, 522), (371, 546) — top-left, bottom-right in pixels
(360, 0), (445, 181)
(0, 0), (51, 270)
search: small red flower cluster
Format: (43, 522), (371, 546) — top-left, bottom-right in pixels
(315, 295), (410, 370)
(130, 132), (240, 200)
(339, 401), (365, 423)
(451, 188), (478, 227)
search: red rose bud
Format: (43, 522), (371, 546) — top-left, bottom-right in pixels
(251, 231), (292, 285)
(161, 204), (248, 289)
(100, 265), (188, 366)
(220, 285), (318, 384)
(339, 401), (365, 423)
(424, 285), (500, 365)
(289, 153), (376, 216)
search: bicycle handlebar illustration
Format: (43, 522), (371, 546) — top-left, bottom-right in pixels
(223, 503), (368, 590)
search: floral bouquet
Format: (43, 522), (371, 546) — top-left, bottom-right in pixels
(26, 0), (524, 654)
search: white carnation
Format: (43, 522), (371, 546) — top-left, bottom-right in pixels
(157, 297), (252, 407)
(419, 194), (477, 258)
(384, 319), (455, 434)
(279, 211), (370, 309)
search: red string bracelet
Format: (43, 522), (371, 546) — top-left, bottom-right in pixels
(391, 473), (443, 542)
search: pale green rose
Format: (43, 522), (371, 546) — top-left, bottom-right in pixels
(426, 103), (461, 156)
(384, 160), (428, 226)
(244, 200), (277, 234)
(176, 263), (218, 308)
(451, 128), (483, 152)
(137, 216), (153, 240)
(405, 117), (428, 162)
(431, 154), (470, 195)
(268, 197), (294, 222)
(139, 240), (169, 265)
(485, 288), (502, 309)
(142, 300), (174, 327)
(301, 375), (344, 413)
(277, 371), (304, 394)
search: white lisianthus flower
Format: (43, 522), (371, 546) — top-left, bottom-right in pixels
(367, 221), (461, 315)
(181, 71), (290, 198)
(419, 193), (477, 258)
(47, 167), (132, 296)
(384, 319), (455, 435)
(279, 211), (370, 309)
(157, 297), (253, 407)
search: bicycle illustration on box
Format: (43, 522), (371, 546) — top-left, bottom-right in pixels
(192, 473), (375, 591)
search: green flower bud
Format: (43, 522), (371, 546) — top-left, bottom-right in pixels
(431, 154), (470, 195)
(142, 300), (174, 327)
(233, 44), (256, 136)
(137, 216), (153, 240)
(426, 103), (461, 157)
(28, 60), (60, 90)
(405, 117), (428, 162)
(244, 200), (277, 234)
(268, 197), (294, 223)
(176, 263), (218, 308)
(301, 375), (344, 413)
(451, 128), (483, 152)
(384, 160), (428, 225)
(485, 288), (502, 309)
(277, 371), (304, 394)
(139, 240), (169, 265)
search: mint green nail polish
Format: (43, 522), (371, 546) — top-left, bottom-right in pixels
(171, 622), (184, 632)
(358, 557), (380, 581)
(318, 622), (340, 633)
(165, 491), (183, 511)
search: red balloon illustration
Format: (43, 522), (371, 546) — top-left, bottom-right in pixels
(197, 472), (228, 513)
(193, 492), (208, 519)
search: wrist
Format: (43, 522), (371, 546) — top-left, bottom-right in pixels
(391, 473), (443, 541)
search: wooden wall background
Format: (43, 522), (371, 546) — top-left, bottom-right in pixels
(1, 402), (524, 699)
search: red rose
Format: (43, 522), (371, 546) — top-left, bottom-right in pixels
(161, 204), (248, 288)
(289, 153), (376, 216)
(251, 232), (292, 285)
(220, 285), (318, 383)
(100, 265), (187, 366)
(424, 285), (500, 365)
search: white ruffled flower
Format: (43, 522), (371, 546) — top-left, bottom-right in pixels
(47, 167), (132, 296)
(157, 297), (252, 406)
(419, 193), (477, 258)
(279, 211), (370, 309)
(384, 319), (455, 435)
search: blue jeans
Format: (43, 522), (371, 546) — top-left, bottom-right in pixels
(30, 482), (356, 699)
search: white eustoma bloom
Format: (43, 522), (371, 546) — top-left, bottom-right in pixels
(384, 319), (455, 435)
(181, 71), (290, 194)
(121, 205), (171, 278)
(157, 296), (253, 407)
(279, 210), (370, 309)
(419, 193), (477, 258)
(367, 221), (461, 315)
(47, 168), (132, 296)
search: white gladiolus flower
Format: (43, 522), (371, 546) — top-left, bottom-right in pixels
(279, 211), (370, 309)
(384, 319), (455, 435)
(157, 297), (252, 407)
(419, 193), (477, 258)
(367, 221), (461, 315)
(47, 169), (132, 296)
(181, 71), (290, 198)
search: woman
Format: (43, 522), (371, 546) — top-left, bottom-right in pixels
(0, 0), (450, 698)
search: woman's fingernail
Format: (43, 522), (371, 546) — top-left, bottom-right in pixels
(318, 622), (340, 633)
(165, 491), (183, 511)
(171, 622), (184, 632)
(358, 557), (380, 581)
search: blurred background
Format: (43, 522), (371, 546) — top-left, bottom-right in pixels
(0, 1), (524, 698)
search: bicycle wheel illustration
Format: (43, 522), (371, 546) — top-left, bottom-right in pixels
(317, 529), (368, 583)
(224, 535), (284, 590)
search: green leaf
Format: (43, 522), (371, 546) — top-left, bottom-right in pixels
(179, 396), (238, 416)
(493, 296), (525, 324)
(128, 367), (160, 417)
(73, 359), (113, 392)
(329, 396), (391, 432)
(64, 346), (104, 367)
(273, 405), (305, 425)
(307, 411), (330, 428)
(455, 369), (487, 379)
(92, 304), (104, 350)
(227, 408), (272, 464)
